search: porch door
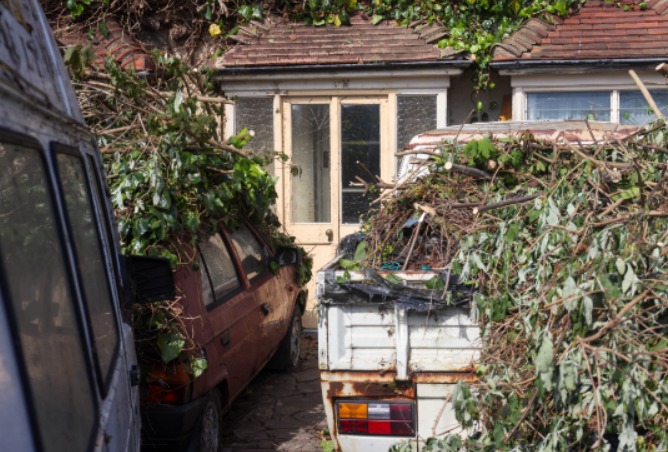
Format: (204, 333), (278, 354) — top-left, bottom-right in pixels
(282, 96), (390, 325)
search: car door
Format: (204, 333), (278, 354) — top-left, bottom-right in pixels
(227, 226), (291, 368)
(197, 230), (260, 400)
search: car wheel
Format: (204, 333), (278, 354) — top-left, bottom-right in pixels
(190, 389), (222, 452)
(269, 309), (302, 370)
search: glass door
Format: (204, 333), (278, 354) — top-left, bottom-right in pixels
(284, 99), (337, 245)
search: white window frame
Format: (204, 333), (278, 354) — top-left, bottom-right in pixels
(509, 71), (668, 123)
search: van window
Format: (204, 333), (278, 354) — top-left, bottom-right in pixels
(56, 150), (119, 391)
(198, 233), (240, 306)
(229, 227), (268, 281)
(0, 139), (96, 452)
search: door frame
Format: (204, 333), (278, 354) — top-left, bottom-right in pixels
(279, 95), (393, 246)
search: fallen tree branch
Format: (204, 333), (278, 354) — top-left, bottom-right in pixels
(473, 193), (542, 215)
(444, 161), (492, 179)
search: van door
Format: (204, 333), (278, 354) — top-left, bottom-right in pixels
(53, 144), (139, 450)
(0, 135), (99, 452)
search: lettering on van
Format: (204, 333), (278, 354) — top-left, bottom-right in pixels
(0, 1), (56, 91)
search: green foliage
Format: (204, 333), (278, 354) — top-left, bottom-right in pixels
(62, 45), (94, 78)
(339, 241), (369, 270)
(293, 0), (583, 90)
(65, 52), (312, 384)
(55, 0), (587, 92)
(431, 125), (668, 450)
(76, 55), (281, 265)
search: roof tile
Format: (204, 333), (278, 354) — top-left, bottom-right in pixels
(493, 0), (668, 62)
(217, 15), (468, 68)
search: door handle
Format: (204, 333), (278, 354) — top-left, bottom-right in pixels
(260, 302), (271, 316)
(221, 334), (231, 347)
(326, 229), (334, 242)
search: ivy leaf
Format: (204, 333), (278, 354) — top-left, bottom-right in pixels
(157, 333), (186, 363)
(504, 223), (519, 244)
(371, 14), (384, 25)
(339, 258), (359, 271)
(189, 357), (208, 378)
(353, 241), (368, 262)
(239, 5), (253, 20)
(385, 273), (403, 284)
(425, 275), (445, 291)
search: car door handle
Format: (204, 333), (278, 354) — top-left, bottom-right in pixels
(260, 302), (270, 316)
(221, 334), (231, 347)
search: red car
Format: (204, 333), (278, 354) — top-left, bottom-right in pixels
(141, 223), (306, 450)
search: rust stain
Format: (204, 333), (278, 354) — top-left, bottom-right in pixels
(322, 370), (479, 398)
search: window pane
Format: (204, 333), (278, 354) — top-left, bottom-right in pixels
(527, 92), (610, 121)
(229, 227), (268, 281)
(341, 104), (380, 224)
(235, 97), (275, 175)
(291, 104), (331, 223)
(0, 142), (95, 452)
(199, 233), (240, 306)
(57, 152), (119, 390)
(620, 90), (668, 125)
(397, 96), (437, 151)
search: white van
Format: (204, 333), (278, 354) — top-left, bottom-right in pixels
(0, 1), (173, 451)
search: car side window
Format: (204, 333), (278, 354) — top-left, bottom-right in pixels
(198, 233), (241, 307)
(229, 226), (269, 282)
(0, 138), (96, 452)
(56, 149), (120, 393)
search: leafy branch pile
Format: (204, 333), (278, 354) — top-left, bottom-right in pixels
(59, 46), (311, 380)
(360, 123), (668, 450)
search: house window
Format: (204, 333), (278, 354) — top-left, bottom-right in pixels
(290, 103), (331, 223)
(341, 104), (380, 224)
(620, 90), (668, 125)
(527, 92), (611, 121)
(235, 97), (275, 173)
(397, 95), (437, 151)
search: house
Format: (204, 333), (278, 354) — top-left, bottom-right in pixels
(214, 2), (668, 327)
(211, 17), (516, 326)
(490, 0), (668, 123)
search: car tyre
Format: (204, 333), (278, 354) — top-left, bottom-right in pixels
(269, 309), (302, 370)
(189, 389), (222, 452)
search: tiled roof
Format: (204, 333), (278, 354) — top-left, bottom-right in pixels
(58, 19), (155, 73)
(216, 16), (468, 68)
(492, 0), (668, 61)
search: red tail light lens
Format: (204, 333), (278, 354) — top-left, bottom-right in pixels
(144, 362), (192, 405)
(337, 401), (415, 437)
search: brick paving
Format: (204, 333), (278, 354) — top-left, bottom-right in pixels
(221, 334), (327, 451)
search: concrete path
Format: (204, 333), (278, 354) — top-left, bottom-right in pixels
(221, 334), (328, 451)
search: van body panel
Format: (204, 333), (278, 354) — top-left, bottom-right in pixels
(0, 1), (141, 451)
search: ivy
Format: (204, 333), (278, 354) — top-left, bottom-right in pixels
(62, 45), (311, 383)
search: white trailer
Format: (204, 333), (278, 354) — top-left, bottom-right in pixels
(317, 263), (480, 451)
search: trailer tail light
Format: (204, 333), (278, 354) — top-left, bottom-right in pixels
(144, 362), (192, 405)
(337, 401), (415, 437)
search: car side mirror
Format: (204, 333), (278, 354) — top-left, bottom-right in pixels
(275, 247), (301, 267)
(126, 255), (175, 304)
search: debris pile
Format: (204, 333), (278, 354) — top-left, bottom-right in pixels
(356, 120), (668, 450)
